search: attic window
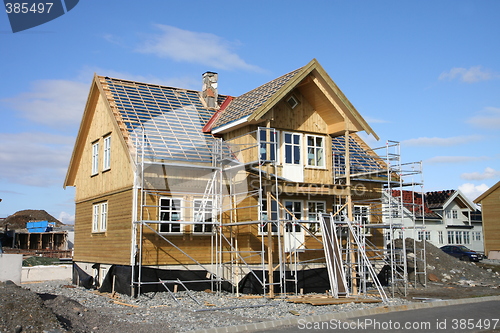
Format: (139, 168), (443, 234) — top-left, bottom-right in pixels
(287, 95), (299, 109)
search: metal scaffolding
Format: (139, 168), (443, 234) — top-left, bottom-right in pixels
(130, 126), (425, 300)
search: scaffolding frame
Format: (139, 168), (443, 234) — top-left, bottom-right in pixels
(130, 125), (425, 300)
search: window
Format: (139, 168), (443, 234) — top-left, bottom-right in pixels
(473, 231), (481, 241)
(284, 132), (301, 165)
(452, 210), (458, 219)
(286, 95), (299, 109)
(447, 231), (454, 244)
(92, 202), (108, 233)
(92, 142), (99, 175)
(159, 198), (182, 233)
(259, 199), (278, 234)
(354, 206), (369, 224)
(464, 231), (470, 244)
(438, 231), (444, 244)
(308, 201), (325, 234)
(306, 135), (324, 167)
(103, 135), (111, 170)
(259, 128), (278, 161)
(418, 231), (430, 241)
(193, 199), (214, 234)
(285, 200), (302, 232)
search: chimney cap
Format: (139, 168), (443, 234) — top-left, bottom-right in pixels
(203, 71), (218, 76)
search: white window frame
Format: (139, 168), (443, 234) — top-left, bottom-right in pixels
(258, 128), (278, 162)
(452, 210), (458, 219)
(159, 197), (182, 233)
(193, 199), (214, 234)
(438, 231), (444, 244)
(92, 141), (99, 175)
(283, 132), (301, 165)
(307, 201), (326, 234)
(259, 199), (279, 235)
(284, 200), (303, 233)
(92, 202), (108, 233)
(306, 135), (325, 167)
(103, 135), (111, 171)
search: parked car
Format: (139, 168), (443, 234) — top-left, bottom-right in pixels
(440, 245), (484, 262)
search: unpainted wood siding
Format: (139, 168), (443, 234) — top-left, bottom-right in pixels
(479, 186), (500, 256)
(73, 188), (133, 265)
(74, 93), (134, 202)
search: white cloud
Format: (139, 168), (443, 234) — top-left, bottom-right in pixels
(58, 211), (75, 224)
(2, 79), (88, 128)
(439, 66), (498, 83)
(461, 167), (500, 181)
(402, 135), (482, 147)
(0, 132), (74, 187)
(467, 107), (500, 130)
(137, 24), (263, 72)
(425, 156), (489, 164)
(458, 183), (490, 202)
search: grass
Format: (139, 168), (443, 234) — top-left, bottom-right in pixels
(22, 256), (62, 267)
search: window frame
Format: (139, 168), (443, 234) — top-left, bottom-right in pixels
(91, 141), (99, 175)
(307, 201), (326, 234)
(283, 132), (301, 165)
(193, 199), (215, 234)
(306, 135), (325, 168)
(259, 199), (279, 235)
(159, 197), (183, 234)
(92, 202), (108, 233)
(103, 135), (111, 171)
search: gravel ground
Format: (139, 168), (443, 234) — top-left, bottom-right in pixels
(2, 241), (499, 333)
(13, 280), (408, 333)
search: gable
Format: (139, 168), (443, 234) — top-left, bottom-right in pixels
(210, 59), (378, 140)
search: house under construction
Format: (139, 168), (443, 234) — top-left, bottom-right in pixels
(65, 59), (426, 300)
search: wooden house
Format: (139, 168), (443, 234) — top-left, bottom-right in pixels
(65, 59), (409, 296)
(474, 181), (500, 258)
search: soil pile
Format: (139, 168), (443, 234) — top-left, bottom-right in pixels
(0, 281), (62, 333)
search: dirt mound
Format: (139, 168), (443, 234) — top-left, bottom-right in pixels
(397, 239), (499, 287)
(0, 281), (62, 333)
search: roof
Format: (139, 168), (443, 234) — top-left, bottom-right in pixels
(392, 190), (441, 219)
(331, 134), (384, 177)
(1, 210), (63, 230)
(474, 180), (500, 203)
(209, 59), (379, 139)
(425, 190), (454, 209)
(211, 67), (303, 130)
(102, 77), (226, 164)
(65, 59), (379, 186)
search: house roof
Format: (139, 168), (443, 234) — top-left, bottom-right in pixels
(210, 67), (303, 131)
(425, 189), (476, 211)
(209, 59), (379, 139)
(102, 76), (226, 164)
(474, 180), (500, 203)
(392, 190), (441, 219)
(65, 59), (380, 187)
(425, 190), (454, 209)
(1, 210), (63, 230)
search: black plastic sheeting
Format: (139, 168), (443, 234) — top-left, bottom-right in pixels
(73, 263), (332, 296)
(97, 265), (232, 296)
(72, 263), (94, 289)
(238, 267), (331, 294)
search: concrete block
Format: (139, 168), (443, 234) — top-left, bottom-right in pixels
(0, 254), (23, 285)
(22, 264), (72, 282)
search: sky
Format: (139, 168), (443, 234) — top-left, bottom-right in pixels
(1, 0), (499, 224)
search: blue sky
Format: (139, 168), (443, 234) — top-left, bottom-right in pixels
(1, 0), (499, 223)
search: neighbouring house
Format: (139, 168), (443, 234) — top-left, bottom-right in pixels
(64, 59), (423, 296)
(384, 190), (483, 253)
(1, 209), (71, 257)
(474, 181), (500, 258)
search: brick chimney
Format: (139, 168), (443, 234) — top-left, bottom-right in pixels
(202, 71), (218, 108)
